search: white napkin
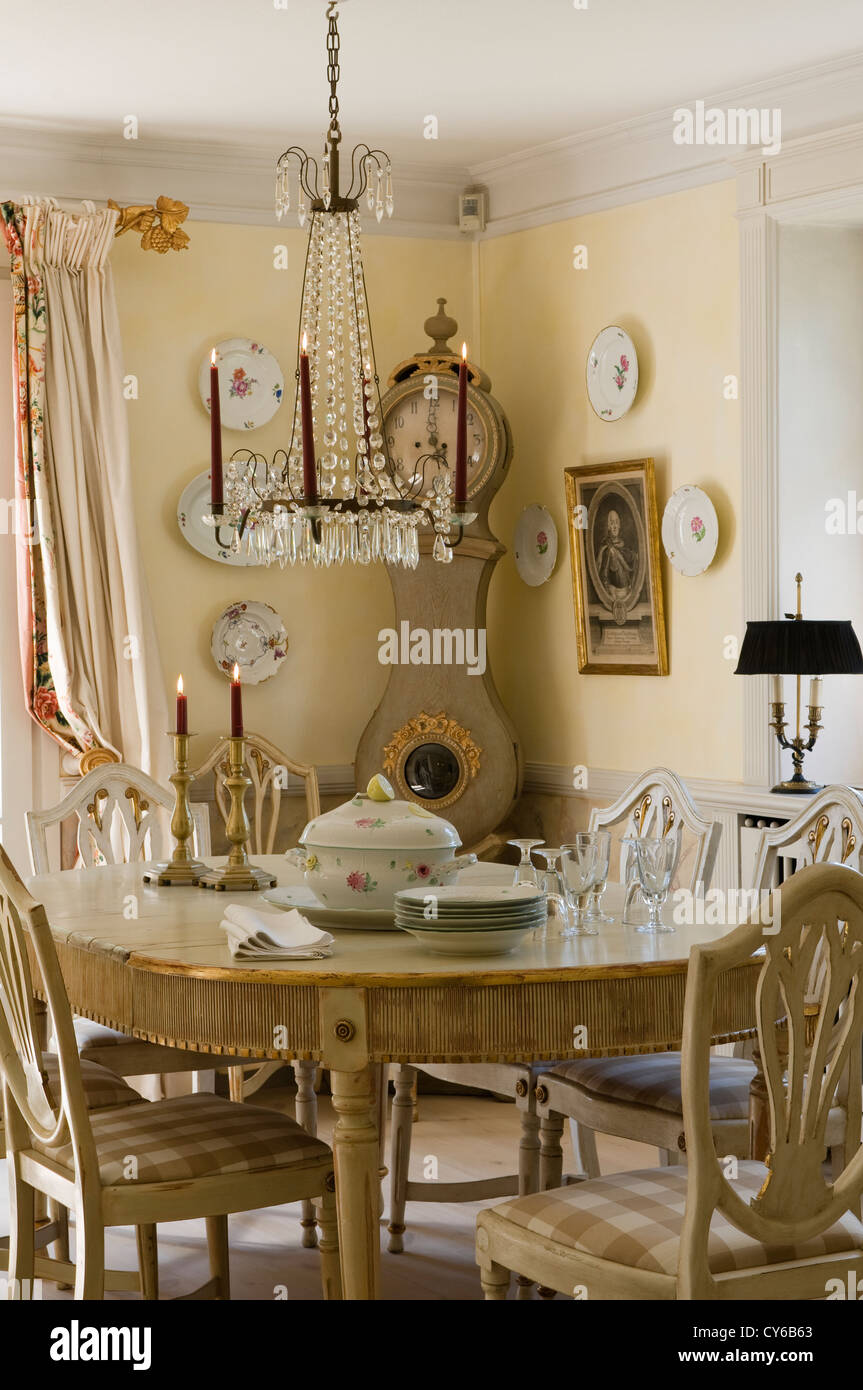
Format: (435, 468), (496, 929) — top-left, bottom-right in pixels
(220, 904), (334, 960)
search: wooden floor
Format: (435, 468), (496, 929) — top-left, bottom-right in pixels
(1, 1087), (658, 1301)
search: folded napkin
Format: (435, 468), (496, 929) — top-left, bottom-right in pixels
(220, 904), (334, 960)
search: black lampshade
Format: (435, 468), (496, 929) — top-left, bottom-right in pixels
(734, 619), (863, 676)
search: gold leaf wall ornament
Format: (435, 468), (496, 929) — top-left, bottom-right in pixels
(382, 710), (482, 810)
(108, 196), (191, 254)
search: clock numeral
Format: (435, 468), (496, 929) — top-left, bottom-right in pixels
(395, 415), (405, 428)
(387, 435), (396, 447)
(409, 400), (418, 414)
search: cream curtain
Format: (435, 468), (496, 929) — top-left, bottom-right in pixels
(3, 198), (168, 780)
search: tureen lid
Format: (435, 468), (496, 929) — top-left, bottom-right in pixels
(300, 775), (461, 851)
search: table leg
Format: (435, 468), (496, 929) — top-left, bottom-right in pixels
(330, 1065), (381, 1300)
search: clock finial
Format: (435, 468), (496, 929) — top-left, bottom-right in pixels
(423, 297), (458, 354)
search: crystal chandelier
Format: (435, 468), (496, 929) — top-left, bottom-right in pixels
(207, 0), (461, 570)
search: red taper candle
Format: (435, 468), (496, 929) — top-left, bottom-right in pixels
(209, 348), (224, 509)
(455, 341), (468, 504)
(230, 662), (243, 738)
(299, 333), (318, 504)
(175, 675), (188, 735)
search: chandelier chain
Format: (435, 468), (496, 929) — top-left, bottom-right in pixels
(326, 5), (341, 137)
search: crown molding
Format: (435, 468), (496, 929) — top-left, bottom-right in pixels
(0, 122), (468, 240)
(2, 51), (863, 241)
(469, 50), (863, 237)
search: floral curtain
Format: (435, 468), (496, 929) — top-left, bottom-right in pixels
(1, 198), (168, 777)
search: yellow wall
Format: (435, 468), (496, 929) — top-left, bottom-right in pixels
(481, 179), (742, 778)
(113, 223), (474, 764)
(115, 180), (741, 781)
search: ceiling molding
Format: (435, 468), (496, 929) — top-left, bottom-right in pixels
(2, 51), (863, 241)
(469, 49), (863, 236)
(0, 123), (468, 240)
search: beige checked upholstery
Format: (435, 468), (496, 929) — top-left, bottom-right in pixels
(492, 1163), (863, 1278)
(545, 784), (863, 1178)
(550, 1053), (756, 1120)
(38, 1093), (331, 1186)
(476, 863), (863, 1301)
(41, 1054), (146, 1114)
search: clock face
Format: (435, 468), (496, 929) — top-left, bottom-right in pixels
(383, 380), (492, 499)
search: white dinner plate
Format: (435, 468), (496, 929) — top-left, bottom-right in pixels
(399, 924), (533, 956)
(514, 505), (558, 586)
(199, 338), (284, 432)
(177, 470), (259, 567)
(210, 600), (288, 685)
(262, 884), (397, 930)
(661, 485), (719, 576)
(395, 884), (542, 907)
(586, 326), (638, 421)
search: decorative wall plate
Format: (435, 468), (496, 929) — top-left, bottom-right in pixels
(586, 326), (638, 421)
(177, 471), (258, 566)
(514, 505), (558, 585)
(661, 485), (719, 576)
(210, 601), (288, 684)
(198, 338), (284, 431)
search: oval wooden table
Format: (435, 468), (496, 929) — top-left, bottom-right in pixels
(30, 857), (759, 1300)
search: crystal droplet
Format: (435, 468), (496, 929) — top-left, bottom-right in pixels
(385, 164), (394, 218)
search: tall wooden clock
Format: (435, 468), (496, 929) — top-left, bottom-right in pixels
(356, 300), (522, 846)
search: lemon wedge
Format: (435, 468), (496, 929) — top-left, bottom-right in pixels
(367, 773), (395, 802)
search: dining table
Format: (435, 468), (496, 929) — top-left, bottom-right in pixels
(28, 856), (761, 1301)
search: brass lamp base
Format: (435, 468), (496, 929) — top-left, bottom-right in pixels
(143, 859), (208, 886)
(198, 863), (277, 892)
(771, 778), (823, 795)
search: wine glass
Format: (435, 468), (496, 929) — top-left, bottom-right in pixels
(631, 832), (681, 934)
(507, 838), (546, 889)
(583, 830), (612, 924)
(560, 835), (601, 936)
(533, 847), (572, 939)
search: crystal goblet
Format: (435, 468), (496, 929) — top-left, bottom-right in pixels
(507, 838), (546, 889)
(560, 834), (601, 936)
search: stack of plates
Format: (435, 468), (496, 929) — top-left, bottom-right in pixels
(395, 885), (546, 956)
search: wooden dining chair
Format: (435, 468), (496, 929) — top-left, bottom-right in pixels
(26, 761), (211, 875)
(387, 767), (722, 1258)
(0, 841), (341, 1300)
(535, 783), (863, 1178)
(476, 861), (863, 1300)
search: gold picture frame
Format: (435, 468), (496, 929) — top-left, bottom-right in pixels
(564, 458), (668, 676)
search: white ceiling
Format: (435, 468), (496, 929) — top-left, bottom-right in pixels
(3, 0), (863, 168)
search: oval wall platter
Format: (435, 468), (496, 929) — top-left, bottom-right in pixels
(661, 485), (719, 577)
(514, 505), (558, 586)
(586, 326), (638, 421)
(211, 601), (288, 685)
(177, 471), (258, 567)
(198, 338), (284, 431)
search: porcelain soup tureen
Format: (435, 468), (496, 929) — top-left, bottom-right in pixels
(291, 775), (476, 911)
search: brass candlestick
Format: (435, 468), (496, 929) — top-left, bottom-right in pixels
(143, 733), (208, 885)
(198, 735), (276, 891)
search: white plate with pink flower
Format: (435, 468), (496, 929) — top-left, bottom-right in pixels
(586, 326), (638, 421)
(198, 337), (284, 431)
(661, 485), (719, 577)
(514, 505), (558, 586)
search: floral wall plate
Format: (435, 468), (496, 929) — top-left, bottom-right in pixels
(210, 601), (288, 684)
(177, 471), (259, 566)
(661, 485), (719, 576)
(514, 504), (558, 585)
(586, 326), (638, 421)
(198, 338), (284, 431)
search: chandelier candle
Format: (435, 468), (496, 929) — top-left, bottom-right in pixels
(299, 334), (318, 504)
(175, 675), (188, 735)
(230, 662), (243, 738)
(455, 342), (468, 503)
(209, 349), (223, 510)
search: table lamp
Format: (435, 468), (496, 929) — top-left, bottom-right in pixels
(734, 572), (863, 793)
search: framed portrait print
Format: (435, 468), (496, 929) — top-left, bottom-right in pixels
(564, 458), (668, 675)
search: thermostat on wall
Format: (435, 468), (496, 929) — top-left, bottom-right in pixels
(459, 191), (487, 233)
